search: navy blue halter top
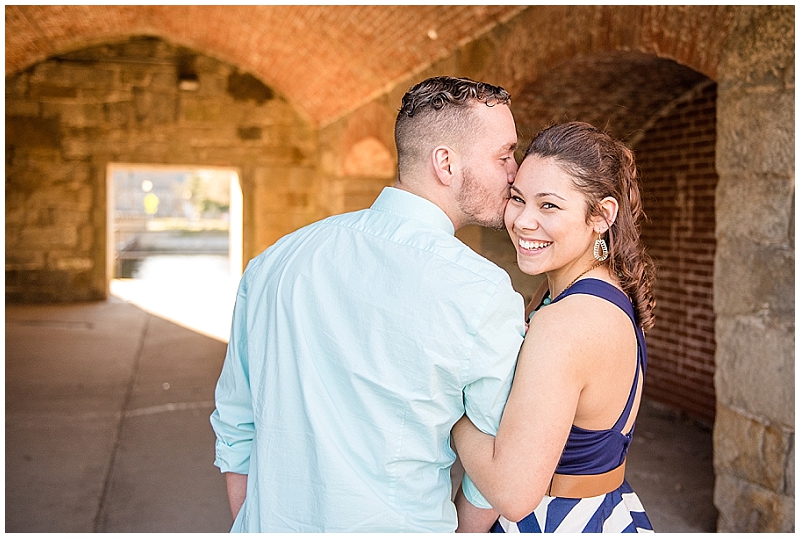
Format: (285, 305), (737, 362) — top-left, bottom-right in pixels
(538, 278), (648, 476)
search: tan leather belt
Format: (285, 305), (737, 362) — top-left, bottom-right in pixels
(546, 460), (626, 499)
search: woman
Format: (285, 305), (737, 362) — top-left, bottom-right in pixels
(452, 122), (656, 533)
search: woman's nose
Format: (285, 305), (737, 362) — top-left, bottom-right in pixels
(513, 208), (539, 232)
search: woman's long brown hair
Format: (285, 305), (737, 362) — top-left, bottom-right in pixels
(525, 121), (656, 331)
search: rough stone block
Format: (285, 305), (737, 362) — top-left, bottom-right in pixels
(149, 70), (179, 92)
(288, 167), (316, 191)
(6, 116), (61, 149)
(285, 192), (309, 208)
(61, 138), (93, 160)
(237, 126), (262, 141)
(5, 99), (40, 117)
(786, 439), (795, 496)
(714, 238), (794, 318)
(21, 226), (79, 248)
(180, 99), (222, 123)
(714, 314), (794, 425)
(715, 174), (794, 243)
(54, 257), (94, 272)
(718, 6), (794, 92)
(147, 92), (177, 125)
(39, 102), (81, 127)
(716, 91), (794, 175)
(713, 405), (792, 492)
(254, 167), (291, 191)
(78, 224), (96, 251)
(103, 100), (133, 129)
(28, 187), (93, 212)
(5, 71), (29, 95)
(28, 83), (78, 100)
(120, 67), (151, 86)
(715, 472), (794, 532)
(5, 251), (46, 271)
(67, 66), (117, 90)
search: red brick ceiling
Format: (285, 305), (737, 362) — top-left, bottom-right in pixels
(6, 5), (525, 126)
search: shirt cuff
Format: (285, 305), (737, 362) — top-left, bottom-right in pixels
(214, 439), (251, 474)
(461, 471), (493, 510)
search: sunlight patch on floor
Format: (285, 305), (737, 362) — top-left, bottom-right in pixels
(110, 255), (239, 342)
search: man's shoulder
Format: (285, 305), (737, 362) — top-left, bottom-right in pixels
(437, 237), (514, 287)
(251, 210), (368, 255)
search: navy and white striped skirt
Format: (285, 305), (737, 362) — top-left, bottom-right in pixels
(490, 480), (653, 533)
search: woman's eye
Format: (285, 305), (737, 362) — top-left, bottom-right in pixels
(542, 202), (558, 210)
(510, 195), (525, 204)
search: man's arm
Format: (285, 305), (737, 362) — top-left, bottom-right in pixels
(460, 281), (525, 510)
(226, 472), (248, 520)
(210, 271), (255, 506)
(455, 484), (499, 532)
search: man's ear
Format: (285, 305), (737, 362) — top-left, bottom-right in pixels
(432, 145), (457, 186)
(593, 196), (619, 233)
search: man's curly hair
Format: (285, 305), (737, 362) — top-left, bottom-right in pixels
(394, 77), (511, 182)
(397, 76), (511, 118)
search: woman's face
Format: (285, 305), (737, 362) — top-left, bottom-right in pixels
(504, 156), (597, 277)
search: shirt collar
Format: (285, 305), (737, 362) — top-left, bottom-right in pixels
(370, 187), (455, 236)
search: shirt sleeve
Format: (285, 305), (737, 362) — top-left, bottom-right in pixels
(209, 271), (255, 474)
(461, 277), (525, 509)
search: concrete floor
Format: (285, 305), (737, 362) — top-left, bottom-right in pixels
(5, 298), (718, 532)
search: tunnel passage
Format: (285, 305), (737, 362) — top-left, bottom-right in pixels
(488, 51), (718, 425)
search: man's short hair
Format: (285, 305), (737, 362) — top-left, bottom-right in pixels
(395, 77), (511, 180)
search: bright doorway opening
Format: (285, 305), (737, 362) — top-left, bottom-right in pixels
(107, 164), (243, 342)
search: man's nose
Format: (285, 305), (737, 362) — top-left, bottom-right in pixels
(507, 160), (518, 183)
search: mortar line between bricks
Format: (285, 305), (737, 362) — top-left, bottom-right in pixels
(92, 314), (151, 533)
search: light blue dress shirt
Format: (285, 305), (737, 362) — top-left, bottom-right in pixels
(210, 187), (524, 532)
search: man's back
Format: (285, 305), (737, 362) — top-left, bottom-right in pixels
(211, 187), (524, 531)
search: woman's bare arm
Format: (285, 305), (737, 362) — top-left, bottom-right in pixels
(451, 297), (600, 521)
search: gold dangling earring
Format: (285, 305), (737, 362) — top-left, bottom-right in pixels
(593, 233), (609, 261)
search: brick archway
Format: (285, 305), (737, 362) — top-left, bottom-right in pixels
(5, 36), (316, 301)
(4, 5), (525, 127)
(498, 51), (718, 424)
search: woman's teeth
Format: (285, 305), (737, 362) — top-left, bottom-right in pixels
(519, 239), (551, 250)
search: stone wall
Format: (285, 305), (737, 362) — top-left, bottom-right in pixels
(713, 6), (795, 532)
(317, 100), (397, 218)
(5, 37), (317, 302)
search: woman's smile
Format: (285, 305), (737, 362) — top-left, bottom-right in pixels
(517, 238), (552, 253)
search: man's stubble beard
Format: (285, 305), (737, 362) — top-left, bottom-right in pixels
(456, 166), (508, 231)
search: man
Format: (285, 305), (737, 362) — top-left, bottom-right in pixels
(210, 76), (525, 532)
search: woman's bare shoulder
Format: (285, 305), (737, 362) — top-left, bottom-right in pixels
(532, 290), (625, 325)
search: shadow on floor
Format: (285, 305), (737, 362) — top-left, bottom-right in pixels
(626, 399), (718, 532)
(5, 298), (717, 532)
